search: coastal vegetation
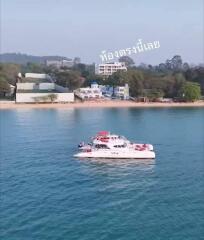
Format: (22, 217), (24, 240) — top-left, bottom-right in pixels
(183, 82), (201, 102)
(0, 77), (10, 94)
(0, 54), (203, 102)
(55, 70), (84, 90)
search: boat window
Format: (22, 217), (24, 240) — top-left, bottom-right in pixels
(114, 145), (126, 148)
(95, 144), (109, 149)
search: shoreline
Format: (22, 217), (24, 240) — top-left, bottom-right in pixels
(1, 100), (204, 109)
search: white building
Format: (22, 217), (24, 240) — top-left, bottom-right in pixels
(45, 60), (62, 68)
(96, 62), (127, 76)
(25, 73), (51, 80)
(74, 82), (103, 100)
(46, 59), (74, 68)
(16, 83), (74, 103)
(114, 84), (129, 100)
(61, 59), (74, 68)
(46, 58), (80, 68)
(16, 73), (74, 103)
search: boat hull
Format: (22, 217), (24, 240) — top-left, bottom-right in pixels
(74, 150), (155, 159)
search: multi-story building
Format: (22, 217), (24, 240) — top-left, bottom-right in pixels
(45, 58), (81, 68)
(114, 84), (129, 100)
(46, 59), (74, 68)
(75, 82), (129, 100)
(45, 60), (62, 68)
(15, 73), (74, 103)
(95, 62), (127, 76)
(74, 82), (103, 100)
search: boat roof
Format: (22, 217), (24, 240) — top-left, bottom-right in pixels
(108, 135), (119, 138)
(96, 133), (122, 138)
(97, 131), (110, 136)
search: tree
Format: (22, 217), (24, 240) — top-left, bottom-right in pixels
(173, 73), (186, 97)
(0, 63), (20, 85)
(128, 70), (144, 96)
(22, 62), (44, 74)
(165, 59), (172, 70)
(55, 70), (84, 90)
(73, 63), (86, 72)
(164, 55), (183, 72)
(171, 55), (182, 71)
(182, 62), (190, 71)
(119, 56), (135, 67)
(183, 82), (201, 102)
(107, 70), (125, 86)
(184, 66), (204, 95)
(0, 77), (10, 97)
(158, 63), (167, 72)
(144, 89), (164, 101)
(107, 69), (144, 97)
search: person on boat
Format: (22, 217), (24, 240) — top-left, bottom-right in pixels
(78, 142), (85, 148)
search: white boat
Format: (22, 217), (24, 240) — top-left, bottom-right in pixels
(74, 131), (155, 159)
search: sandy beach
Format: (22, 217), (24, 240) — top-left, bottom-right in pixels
(1, 100), (204, 109)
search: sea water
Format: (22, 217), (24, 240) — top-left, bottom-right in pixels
(0, 108), (204, 240)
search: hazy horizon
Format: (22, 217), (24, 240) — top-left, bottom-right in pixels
(1, 0), (204, 65)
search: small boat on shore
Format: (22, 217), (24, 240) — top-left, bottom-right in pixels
(74, 131), (155, 159)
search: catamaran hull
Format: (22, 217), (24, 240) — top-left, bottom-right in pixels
(74, 150), (155, 159)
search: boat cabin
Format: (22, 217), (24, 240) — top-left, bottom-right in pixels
(94, 144), (110, 149)
(113, 144), (126, 148)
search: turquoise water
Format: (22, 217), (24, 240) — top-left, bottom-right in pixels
(0, 108), (204, 240)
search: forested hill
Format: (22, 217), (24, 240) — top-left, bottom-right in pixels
(0, 53), (71, 64)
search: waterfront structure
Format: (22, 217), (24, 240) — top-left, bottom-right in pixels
(74, 82), (103, 100)
(97, 85), (113, 97)
(95, 62), (127, 76)
(75, 82), (129, 100)
(114, 84), (129, 99)
(46, 58), (81, 68)
(16, 73), (74, 103)
(98, 84), (129, 99)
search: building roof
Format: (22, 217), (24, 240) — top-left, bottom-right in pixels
(19, 77), (53, 83)
(17, 89), (59, 93)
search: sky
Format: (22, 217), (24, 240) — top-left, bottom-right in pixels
(1, 0), (203, 65)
